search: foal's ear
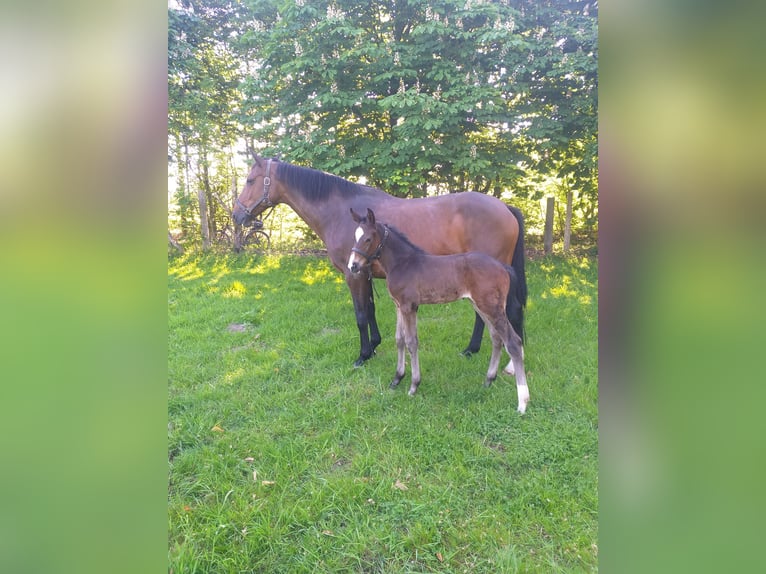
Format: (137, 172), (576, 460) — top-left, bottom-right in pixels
(350, 208), (362, 223)
(366, 208), (376, 225)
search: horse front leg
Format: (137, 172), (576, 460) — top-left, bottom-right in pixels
(400, 309), (421, 396)
(462, 312), (485, 356)
(390, 308), (406, 389)
(367, 278), (382, 351)
(347, 272), (379, 367)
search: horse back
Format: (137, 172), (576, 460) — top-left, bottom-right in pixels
(374, 193), (519, 264)
(387, 251), (509, 308)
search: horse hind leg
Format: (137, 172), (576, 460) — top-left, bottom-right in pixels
(483, 330), (504, 388)
(502, 345), (524, 376)
(503, 326), (530, 414)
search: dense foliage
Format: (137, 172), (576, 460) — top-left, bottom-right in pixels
(168, 0), (597, 248)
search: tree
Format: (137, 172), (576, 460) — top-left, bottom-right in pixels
(237, 0), (544, 195)
(514, 0), (598, 239)
(168, 0), (245, 248)
(168, 0), (598, 248)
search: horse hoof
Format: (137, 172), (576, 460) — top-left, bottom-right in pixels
(354, 351), (377, 368)
(461, 348), (475, 358)
(484, 378), (494, 388)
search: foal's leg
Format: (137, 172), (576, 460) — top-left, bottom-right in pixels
(502, 345), (524, 376)
(503, 325), (530, 414)
(400, 310), (421, 396)
(390, 308), (407, 389)
(482, 327), (504, 388)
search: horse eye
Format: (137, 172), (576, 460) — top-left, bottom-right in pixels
(246, 178), (254, 185)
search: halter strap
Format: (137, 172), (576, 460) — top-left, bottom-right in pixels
(352, 225), (389, 263)
(236, 158), (273, 216)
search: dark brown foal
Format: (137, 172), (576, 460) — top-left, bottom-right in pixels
(348, 208), (529, 413)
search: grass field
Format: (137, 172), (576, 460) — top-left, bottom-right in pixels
(168, 252), (598, 573)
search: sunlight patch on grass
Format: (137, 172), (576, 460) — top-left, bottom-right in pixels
(547, 275), (578, 298)
(222, 280), (246, 298)
(169, 257), (205, 281)
(211, 260), (231, 280)
(300, 260), (337, 285)
(246, 255), (283, 275)
(220, 367), (246, 384)
(541, 273), (594, 306)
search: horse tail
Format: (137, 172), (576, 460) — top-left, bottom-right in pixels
(504, 265), (525, 343)
(506, 205), (527, 342)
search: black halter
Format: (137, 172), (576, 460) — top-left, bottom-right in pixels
(236, 158), (274, 216)
(351, 225), (389, 264)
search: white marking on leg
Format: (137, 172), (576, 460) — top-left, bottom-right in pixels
(517, 384), (530, 414)
(503, 346), (523, 376)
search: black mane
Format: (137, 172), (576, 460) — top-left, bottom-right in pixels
(277, 161), (371, 201)
(382, 223), (427, 256)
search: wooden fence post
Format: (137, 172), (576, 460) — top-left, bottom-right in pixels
(564, 190), (573, 254)
(544, 196), (555, 255)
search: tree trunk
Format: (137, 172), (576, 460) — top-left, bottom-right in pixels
(231, 174), (242, 251)
(180, 137), (193, 237)
(544, 196), (555, 255)
(202, 153), (217, 241)
(168, 231), (184, 254)
(197, 152), (211, 251)
(564, 190), (573, 254)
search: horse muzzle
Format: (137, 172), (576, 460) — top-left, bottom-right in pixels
(232, 208), (251, 226)
(348, 247), (372, 275)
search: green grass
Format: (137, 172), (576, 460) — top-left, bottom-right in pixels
(168, 253), (598, 573)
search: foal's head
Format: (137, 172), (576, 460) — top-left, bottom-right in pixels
(348, 208), (385, 275)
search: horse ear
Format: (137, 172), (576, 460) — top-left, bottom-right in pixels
(350, 208), (361, 223)
(367, 208), (376, 225)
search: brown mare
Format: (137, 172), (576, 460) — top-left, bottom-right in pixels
(232, 156), (526, 368)
(348, 209), (529, 413)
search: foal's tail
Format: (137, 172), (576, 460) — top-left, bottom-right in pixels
(507, 205), (527, 342)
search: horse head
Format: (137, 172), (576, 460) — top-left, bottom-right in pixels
(232, 156), (278, 225)
(348, 208), (387, 275)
